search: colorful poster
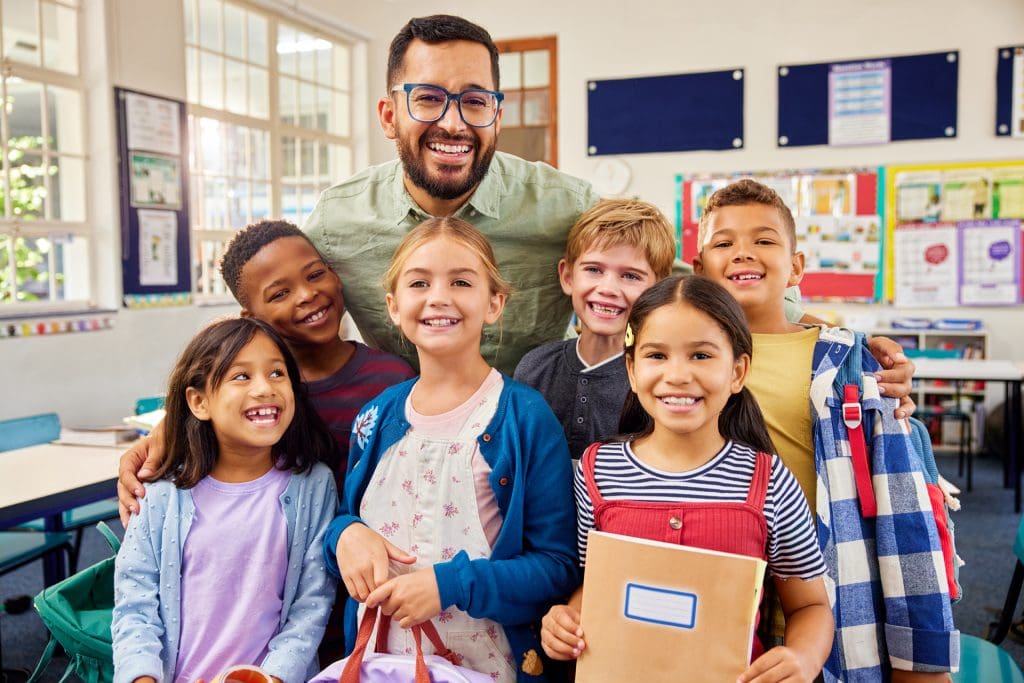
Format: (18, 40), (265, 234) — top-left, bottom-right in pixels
(125, 92), (181, 156)
(993, 169), (1024, 219)
(797, 214), (880, 273)
(894, 223), (959, 307)
(941, 171), (991, 221)
(959, 219), (1020, 305)
(828, 60), (891, 146)
(894, 171), (943, 222)
(689, 179), (729, 223)
(138, 209), (179, 286)
(799, 174), (854, 216)
(130, 153), (182, 209)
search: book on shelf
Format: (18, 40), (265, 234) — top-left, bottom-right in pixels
(57, 426), (139, 447)
(575, 530), (766, 683)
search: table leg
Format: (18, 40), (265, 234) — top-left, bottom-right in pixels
(1006, 383), (1013, 488)
(42, 513), (66, 586)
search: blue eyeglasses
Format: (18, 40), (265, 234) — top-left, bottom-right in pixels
(392, 83), (504, 128)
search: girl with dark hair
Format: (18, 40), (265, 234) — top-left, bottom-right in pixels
(541, 276), (834, 683)
(112, 317), (338, 683)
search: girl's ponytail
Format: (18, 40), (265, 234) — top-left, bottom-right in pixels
(719, 387), (776, 456)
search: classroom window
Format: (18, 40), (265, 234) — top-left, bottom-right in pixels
(184, 0), (355, 299)
(0, 0), (89, 308)
(495, 36), (557, 167)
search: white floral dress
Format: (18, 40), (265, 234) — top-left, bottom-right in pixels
(358, 374), (516, 683)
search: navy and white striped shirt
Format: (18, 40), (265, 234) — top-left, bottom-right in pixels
(575, 440), (826, 580)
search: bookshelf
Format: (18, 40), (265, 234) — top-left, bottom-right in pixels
(873, 329), (988, 453)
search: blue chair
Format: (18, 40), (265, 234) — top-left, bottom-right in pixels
(953, 513), (1024, 682)
(0, 413), (119, 573)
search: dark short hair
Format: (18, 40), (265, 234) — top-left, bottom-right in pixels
(220, 219), (320, 306)
(617, 275), (776, 455)
(153, 317), (337, 488)
(387, 15), (500, 90)
(697, 179), (798, 252)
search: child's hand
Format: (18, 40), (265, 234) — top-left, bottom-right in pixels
(867, 335), (916, 419)
(540, 604), (585, 661)
(336, 523), (416, 602)
(366, 568), (441, 629)
(737, 645), (814, 682)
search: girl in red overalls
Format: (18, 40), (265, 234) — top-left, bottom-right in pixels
(540, 275), (834, 683)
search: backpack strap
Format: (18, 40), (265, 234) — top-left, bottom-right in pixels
(25, 636), (59, 683)
(838, 331), (877, 519)
(581, 442), (605, 507)
(745, 452), (772, 511)
(96, 521), (121, 554)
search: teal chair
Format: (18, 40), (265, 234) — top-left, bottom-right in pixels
(953, 513), (1024, 682)
(0, 413), (119, 572)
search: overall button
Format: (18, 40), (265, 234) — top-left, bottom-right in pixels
(499, 477), (509, 486)
(580, 396), (587, 403)
(668, 517), (682, 530)
(482, 434), (491, 442)
(581, 378), (588, 386)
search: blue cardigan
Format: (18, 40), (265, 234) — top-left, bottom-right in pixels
(113, 464), (338, 683)
(323, 375), (579, 681)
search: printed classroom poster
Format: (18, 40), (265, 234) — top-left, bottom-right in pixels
(959, 219), (1020, 305)
(138, 209), (179, 286)
(1014, 47), (1024, 138)
(828, 60), (891, 146)
(894, 223), (959, 307)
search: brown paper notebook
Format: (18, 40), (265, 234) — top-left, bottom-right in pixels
(575, 530), (767, 683)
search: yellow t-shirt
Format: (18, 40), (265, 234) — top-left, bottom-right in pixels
(747, 326), (820, 511)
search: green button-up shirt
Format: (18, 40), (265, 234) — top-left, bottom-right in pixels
(304, 151), (601, 374)
(304, 151), (804, 374)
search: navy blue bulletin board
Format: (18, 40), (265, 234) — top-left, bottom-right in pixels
(586, 68), (745, 155)
(777, 51), (959, 147)
(996, 46), (1022, 137)
(115, 87), (192, 307)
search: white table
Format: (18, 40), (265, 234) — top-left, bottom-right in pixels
(912, 359), (1024, 511)
(1, 442), (123, 582)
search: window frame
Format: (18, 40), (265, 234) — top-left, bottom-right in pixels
(494, 35), (558, 168)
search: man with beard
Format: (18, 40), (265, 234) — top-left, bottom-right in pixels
(303, 15), (599, 374)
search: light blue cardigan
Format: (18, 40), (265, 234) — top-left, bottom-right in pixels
(112, 463), (338, 683)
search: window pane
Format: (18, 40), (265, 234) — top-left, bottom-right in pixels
(317, 142), (328, 176)
(316, 42), (332, 86)
(52, 155), (86, 221)
(298, 81), (314, 128)
(199, 51), (224, 109)
(279, 75), (296, 125)
(499, 52), (521, 90)
(224, 57), (246, 115)
(296, 31), (316, 80)
(226, 123), (246, 177)
(3, 0), (40, 66)
(332, 42), (350, 90)
(12, 235), (59, 302)
(301, 187), (317, 222)
(202, 176), (226, 228)
(280, 184), (298, 224)
(277, 24), (297, 75)
(185, 46), (198, 103)
(42, 1), (78, 74)
(328, 90), (349, 136)
(281, 136), (295, 178)
(197, 0), (220, 50)
(48, 85), (83, 155)
(300, 139), (314, 177)
(252, 182), (270, 220)
(251, 129), (268, 179)
(501, 91), (521, 126)
(183, 0), (196, 44)
(228, 179), (248, 228)
(6, 150), (47, 219)
(8, 79), (44, 140)
(247, 12), (266, 65)
(0, 235), (12, 301)
(195, 238), (229, 295)
(248, 65), (268, 119)
(198, 118), (224, 173)
(523, 50), (549, 88)
(222, 1), (243, 59)
(523, 89), (549, 125)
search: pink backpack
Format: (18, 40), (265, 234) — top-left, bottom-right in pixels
(310, 606), (493, 683)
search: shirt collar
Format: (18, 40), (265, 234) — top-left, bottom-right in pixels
(387, 154), (505, 225)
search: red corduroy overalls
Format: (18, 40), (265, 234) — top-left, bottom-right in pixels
(581, 443), (772, 659)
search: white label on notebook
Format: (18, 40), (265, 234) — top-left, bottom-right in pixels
(623, 583), (697, 629)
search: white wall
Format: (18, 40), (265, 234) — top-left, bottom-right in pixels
(4, 0), (1024, 425)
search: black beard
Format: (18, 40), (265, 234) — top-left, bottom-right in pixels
(398, 134), (496, 202)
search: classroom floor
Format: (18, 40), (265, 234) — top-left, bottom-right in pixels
(1, 453), (1022, 680)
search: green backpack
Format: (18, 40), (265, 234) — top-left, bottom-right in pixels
(28, 522), (120, 683)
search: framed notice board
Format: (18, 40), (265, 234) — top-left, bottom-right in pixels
(115, 87), (191, 308)
(587, 68), (744, 155)
(778, 51), (958, 148)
